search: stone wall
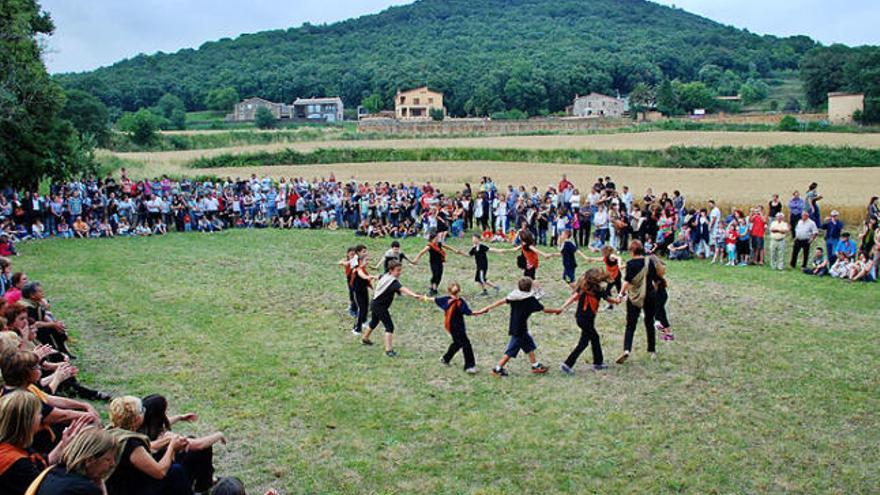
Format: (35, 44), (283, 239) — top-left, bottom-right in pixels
(357, 117), (631, 135)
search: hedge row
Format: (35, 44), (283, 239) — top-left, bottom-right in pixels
(189, 145), (880, 169)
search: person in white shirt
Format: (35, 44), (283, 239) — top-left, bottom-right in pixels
(791, 211), (819, 269)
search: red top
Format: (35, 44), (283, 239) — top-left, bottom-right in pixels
(750, 215), (766, 237)
(523, 246), (539, 269)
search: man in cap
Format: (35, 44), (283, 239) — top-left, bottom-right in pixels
(821, 210), (844, 257)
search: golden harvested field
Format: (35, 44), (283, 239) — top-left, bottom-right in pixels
(117, 130), (880, 168)
(112, 130), (880, 221)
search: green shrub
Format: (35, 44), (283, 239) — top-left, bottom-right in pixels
(188, 145), (880, 170)
(779, 115), (799, 132)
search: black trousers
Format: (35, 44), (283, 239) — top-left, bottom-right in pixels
(443, 327), (476, 369)
(790, 238), (811, 268)
(352, 288), (369, 332)
(578, 222), (591, 247)
(654, 287), (670, 329)
(430, 261), (444, 286)
(624, 297), (656, 353)
(347, 285), (356, 312)
(565, 317), (604, 367)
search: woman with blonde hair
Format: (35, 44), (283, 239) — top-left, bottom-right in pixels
(0, 350), (100, 453)
(0, 391), (88, 494)
(105, 396), (191, 495)
(32, 427), (118, 495)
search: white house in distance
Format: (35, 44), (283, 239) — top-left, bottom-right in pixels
(572, 92), (625, 118)
(292, 97), (344, 123)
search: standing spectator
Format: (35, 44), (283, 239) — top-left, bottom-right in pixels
(868, 196), (879, 222)
(768, 213), (789, 271)
(787, 191), (805, 239)
(805, 182), (823, 224)
(820, 210), (844, 257)
(768, 193), (782, 219)
(749, 206), (766, 265)
(791, 211), (819, 269)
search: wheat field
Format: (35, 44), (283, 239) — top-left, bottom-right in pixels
(111, 131), (880, 219)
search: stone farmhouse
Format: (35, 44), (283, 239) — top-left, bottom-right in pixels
(227, 97), (289, 122)
(395, 86), (445, 120)
(292, 97), (344, 123)
(572, 92), (625, 118)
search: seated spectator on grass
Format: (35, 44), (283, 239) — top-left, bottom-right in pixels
(803, 247), (828, 276)
(3, 273), (26, 304)
(0, 391), (89, 495)
(106, 396), (191, 495)
(72, 217), (89, 239)
(835, 233), (857, 260)
(667, 232), (692, 261)
(20, 283), (71, 356)
(140, 394), (225, 493)
(0, 258), (10, 297)
(210, 476), (278, 495)
(848, 252), (876, 282)
(0, 350), (100, 453)
(0, 235), (16, 257)
(2, 305), (110, 402)
(30, 220), (47, 240)
(828, 252), (850, 279)
(33, 427), (119, 495)
(56, 220), (72, 239)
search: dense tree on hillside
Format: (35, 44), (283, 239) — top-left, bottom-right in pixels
(54, 0), (818, 118)
(254, 107), (275, 129)
(59, 88), (111, 146)
(117, 108), (161, 145)
(1, 0), (97, 188)
(800, 45), (880, 122)
(152, 93), (186, 130)
(800, 45), (850, 107)
(204, 87), (240, 112)
(655, 79), (679, 116)
(360, 94), (384, 114)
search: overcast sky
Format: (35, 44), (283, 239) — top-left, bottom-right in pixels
(41, 0), (879, 74)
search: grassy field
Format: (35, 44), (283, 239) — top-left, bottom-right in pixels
(15, 230), (879, 494)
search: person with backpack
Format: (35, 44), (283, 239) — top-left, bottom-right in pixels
(616, 240), (663, 364)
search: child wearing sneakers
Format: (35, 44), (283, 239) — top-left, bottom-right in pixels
(551, 229), (593, 288)
(467, 233), (506, 296)
(337, 246), (358, 317)
(413, 230), (465, 296)
(476, 277), (561, 377)
(550, 268), (621, 374)
(360, 260), (425, 357)
(426, 282), (478, 374)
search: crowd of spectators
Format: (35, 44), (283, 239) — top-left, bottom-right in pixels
(0, 169), (876, 494)
(0, 252), (275, 493)
(1, 170), (877, 282)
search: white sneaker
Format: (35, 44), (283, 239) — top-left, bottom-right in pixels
(465, 367), (478, 374)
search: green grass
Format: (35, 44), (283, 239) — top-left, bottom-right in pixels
(189, 145), (880, 170)
(14, 230), (878, 494)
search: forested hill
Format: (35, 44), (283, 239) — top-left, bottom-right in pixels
(55, 0), (818, 116)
